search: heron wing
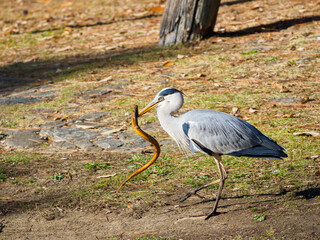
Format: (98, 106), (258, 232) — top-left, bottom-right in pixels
(181, 109), (287, 158)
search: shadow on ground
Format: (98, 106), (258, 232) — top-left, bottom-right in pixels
(178, 187), (320, 212)
(1, 15), (319, 96)
(215, 15), (320, 37)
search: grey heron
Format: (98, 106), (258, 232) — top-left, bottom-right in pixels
(138, 87), (288, 220)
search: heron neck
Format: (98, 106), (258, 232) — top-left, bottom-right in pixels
(156, 107), (178, 133)
(156, 107), (190, 153)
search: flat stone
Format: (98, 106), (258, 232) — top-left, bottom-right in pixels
(41, 121), (67, 129)
(0, 89), (58, 105)
(123, 137), (149, 148)
(80, 87), (112, 99)
(33, 90), (57, 99)
(60, 107), (80, 114)
(140, 123), (158, 132)
(75, 139), (102, 151)
(40, 127), (99, 142)
(51, 141), (76, 149)
(39, 127), (105, 151)
(72, 122), (106, 129)
(38, 85), (54, 91)
(30, 108), (57, 114)
(95, 137), (124, 150)
(78, 111), (110, 121)
(0, 96), (41, 105)
(3, 129), (44, 148)
(118, 131), (138, 142)
(11, 89), (37, 96)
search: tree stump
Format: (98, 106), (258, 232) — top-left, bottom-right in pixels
(159, 0), (221, 46)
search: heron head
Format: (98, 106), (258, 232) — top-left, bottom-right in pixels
(139, 88), (184, 116)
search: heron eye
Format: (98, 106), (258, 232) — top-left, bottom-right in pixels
(158, 96), (164, 101)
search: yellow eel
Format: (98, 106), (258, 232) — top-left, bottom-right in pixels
(116, 105), (160, 194)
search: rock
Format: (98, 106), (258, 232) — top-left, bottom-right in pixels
(60, 107), (80, 115)
(41, 121), (67, 129)
(32, 90), (57, 99)
(122, 137), (149, 151)
(79, 84), (124, 99)
(95, 137), (124, 150)
(30, 108), (57, 114)
(11, 89), (37, 96)
(140, 123), (158, 132)
(78, 111), (110, 121)
(0, 96), (42, 105)
(75, 139), (102, 151)
(51, 141), (75, 149)
(72, 122), (106, 129)
(3, 129), (44, 148)
(118, 131), (138, 142)
(40, 127), (99, 142)
(0, 89), (57, 105)
(80, 88), (112, 99)
(39, 127), (105, 151)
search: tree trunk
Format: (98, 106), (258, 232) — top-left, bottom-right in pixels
(159, 0), (221, 46)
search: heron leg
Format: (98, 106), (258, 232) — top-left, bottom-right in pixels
(205, 155), (227, 220)
(178, 178), (220, 202)
(178, 155), (228, 202)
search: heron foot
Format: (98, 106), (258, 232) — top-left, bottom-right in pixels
(205, 210), (220, 220)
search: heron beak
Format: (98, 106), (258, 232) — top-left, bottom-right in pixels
(138, 100), (160, 116)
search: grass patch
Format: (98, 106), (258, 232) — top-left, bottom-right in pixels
(0, 169), (7, 182)
(84, 161), (111, 171)
(240, 49), (259, 55)
(49, 174), (65, 180)
(253, 213), (266, 222)
(3, 153), (41, 164)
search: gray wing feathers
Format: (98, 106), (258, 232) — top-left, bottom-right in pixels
(181, 110), (285, 156)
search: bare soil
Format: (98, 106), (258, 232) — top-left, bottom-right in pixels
(1, 154), (319, 240)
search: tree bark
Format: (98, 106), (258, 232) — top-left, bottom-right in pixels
(159, 0), (221, 46)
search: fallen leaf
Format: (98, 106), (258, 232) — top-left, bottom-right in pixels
(101, 127), (125, 135)
(272, 82), (282, 89)
(307, 154), (320, 159)
(231, 107), (239, 115)
(300, 97), (310, 104)
(148, 7), (164, 13)
(280, 86), (290, 93)
(64, 26), (72, 32)
(99, 76), (113, 82)
(281, 113), (294, 118)
(61, 2), (72, 8)
(0, 29), (13, 35)
(0, 197), (12, 200)
(37, 0), (52, 3)
(55, 46), (72, 53)
(293, 131), (320, 138)
(91, 45), (107, 50)
(96, 173), (117, 178)
(163, 61), (174, 67)
(197, 73), (206, 77)
(249, 108), (258, 113)
(177, 54), (186, 59)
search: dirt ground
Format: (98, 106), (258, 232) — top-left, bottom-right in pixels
(1, 153), (319, 239)
(1, 0), (320, 239)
